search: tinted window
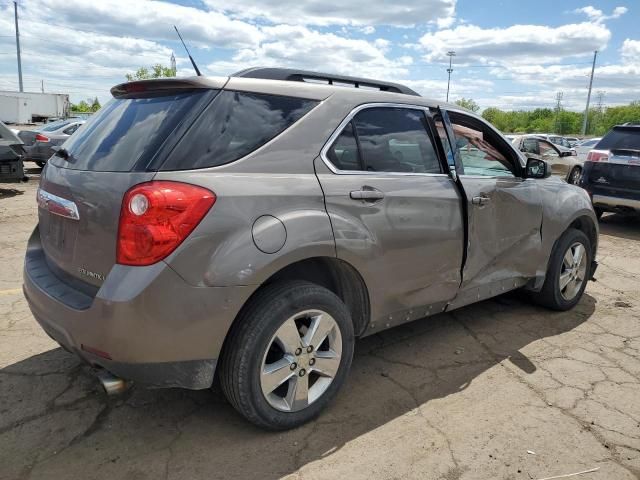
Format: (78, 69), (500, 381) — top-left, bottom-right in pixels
(327, 122), (361, 170)
(162, 91), (318, 170)
(352, 108), (441, 173)
(450, 116), (514, 177)
(41, 120), (71, 132)
(522, 138), (539, 154)
(63, 124), (79, 135)
(596, 127), (640, 150)
(55, 91), (211, 171)
(581, 139), (599, 147)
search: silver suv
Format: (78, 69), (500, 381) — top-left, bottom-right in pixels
(24, 68), (599, 430)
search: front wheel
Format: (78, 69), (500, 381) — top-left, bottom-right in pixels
(219, 281), (354, 430)
(568, 166), (582, 185)
(530, 228), (592, 311)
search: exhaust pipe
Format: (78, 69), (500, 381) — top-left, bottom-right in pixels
(97, 370), (131, 396)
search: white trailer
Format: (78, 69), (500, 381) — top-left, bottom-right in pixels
(0, 91), (70, 124)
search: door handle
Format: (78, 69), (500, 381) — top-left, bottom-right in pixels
(350, 188), (385, 201)
(471, 196), (490, 206)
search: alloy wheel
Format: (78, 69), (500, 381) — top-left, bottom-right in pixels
(260, 309), (342, 412)
(559, 242), (588, 301)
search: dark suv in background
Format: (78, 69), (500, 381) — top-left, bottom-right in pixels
(581, 124), (640, 218)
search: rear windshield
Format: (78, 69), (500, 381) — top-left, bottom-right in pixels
(596, 127), (640, 151)
(160, 91), (318, 170)
(54, 91), (212, 171)
(41, 120), (73, 132)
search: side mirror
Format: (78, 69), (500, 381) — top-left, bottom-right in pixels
(526, 157), (550, 179)
(560, 150), (573, 157)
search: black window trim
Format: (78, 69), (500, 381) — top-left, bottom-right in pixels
(320, 103), (450, 177)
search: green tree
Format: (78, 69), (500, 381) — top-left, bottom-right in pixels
(71, 100), (91, 113)
(126, 64), (177, 81)
(454, 97), (480, 112)
(90, 97), (101, 112)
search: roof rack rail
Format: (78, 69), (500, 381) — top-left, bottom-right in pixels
(232, 67), (420, 97)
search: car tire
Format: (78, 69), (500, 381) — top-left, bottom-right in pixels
(568, 166), (582, 185)
(35, 161), (45, 168)
(530, 228), (592, 311)
(219, 280), (354, 430)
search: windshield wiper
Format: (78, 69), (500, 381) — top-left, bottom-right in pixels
(52, 146), (74, 162)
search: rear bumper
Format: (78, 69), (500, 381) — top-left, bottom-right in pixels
(592, 194), (640, 211)
(24, 144), (52, 161)
(23, 227), (254, 389)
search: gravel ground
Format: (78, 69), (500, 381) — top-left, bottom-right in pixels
(1, 171), (639, 480)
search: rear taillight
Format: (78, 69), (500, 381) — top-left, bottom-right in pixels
(35, 133), (49, 142)
(586, 149), (609, 162)
(116, 181), (216, 266)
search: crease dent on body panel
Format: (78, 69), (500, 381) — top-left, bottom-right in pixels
(313, 155), (339, 258)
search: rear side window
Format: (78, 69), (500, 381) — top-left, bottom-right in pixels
(354, 108), (442, 173)
(596, 127), (640, 150)
(326, 107), (442, 174)
(55, 91), (212, 171)
(161, 91), (318, 170)
(326, 122), (361, 170)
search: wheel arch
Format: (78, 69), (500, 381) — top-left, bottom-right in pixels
(216, 256), (371, 382)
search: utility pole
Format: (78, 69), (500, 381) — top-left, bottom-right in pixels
(14, 1), (23, 92)
(581, 50), (598, 136)
(41, 79), (44, 93)
(446, 50), (456, 102)
(554, 92), (563, 134)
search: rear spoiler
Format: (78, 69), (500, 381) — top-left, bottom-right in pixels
(111, 77), (226, 98)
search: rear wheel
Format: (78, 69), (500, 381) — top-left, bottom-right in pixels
(568, 166), (582, 185)
(219, 281), (354, 430)
(530, 228), (591, 311)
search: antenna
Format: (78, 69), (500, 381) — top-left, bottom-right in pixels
(173, 25), (202, 76)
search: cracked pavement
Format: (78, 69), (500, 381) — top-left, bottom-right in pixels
(1, 176), (640, 480)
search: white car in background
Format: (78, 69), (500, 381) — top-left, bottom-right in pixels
(575, 138), (602, 163)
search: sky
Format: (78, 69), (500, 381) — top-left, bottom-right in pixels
(0, 0), (638, 111)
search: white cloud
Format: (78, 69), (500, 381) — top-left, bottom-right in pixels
(203, 0), (456, 27)
(399, 77), (494, 101)
(418, 22), (610, 64)
(20, 0), (263, 49)
(621, 39), (640, 64)
(574, 5), (628, 24)
(207, 25), (413, 79)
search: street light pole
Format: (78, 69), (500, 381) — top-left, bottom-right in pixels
(446, 50), (456, 102)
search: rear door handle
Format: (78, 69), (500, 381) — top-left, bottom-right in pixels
(350, 188), (385, 201)
(471, 196), (490, 206)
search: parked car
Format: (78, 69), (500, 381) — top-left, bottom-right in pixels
(24, 69), (599, 430)
(580, 124), (640, 218)
(575, 137), (602, 163)
(18, 118), (85, 167)
(565, 137), (580, 148)
(540, 134), (574, 150)
(0, 120), (27, 183)
(510, 134), (583, 184)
